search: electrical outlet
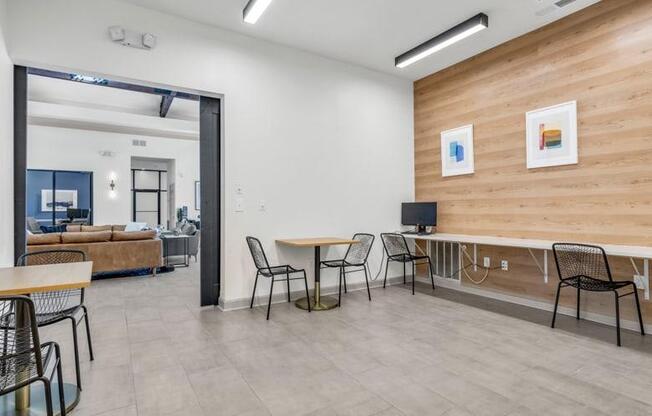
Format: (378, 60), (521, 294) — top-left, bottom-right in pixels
(258, 200), (266, 211)
(501, 260), (509, 271)
(483, 257), (490, 268)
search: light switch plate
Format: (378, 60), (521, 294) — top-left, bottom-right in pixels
(235, 197), (244, 212)
(483, 257), (490, 268)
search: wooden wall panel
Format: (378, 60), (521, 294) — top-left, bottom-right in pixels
(414, 0), (652, 323)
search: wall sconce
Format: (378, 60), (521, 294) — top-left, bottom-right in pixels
(109, 175), (117, 199)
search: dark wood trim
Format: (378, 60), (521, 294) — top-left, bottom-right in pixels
(13, 66), (27, 264)
(159, 92), (176, 118)
(200, 96), (221, 306)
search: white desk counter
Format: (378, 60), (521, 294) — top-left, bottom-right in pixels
(403, 233), (652, 299)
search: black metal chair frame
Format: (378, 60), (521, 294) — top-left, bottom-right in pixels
(0, 295), (67, 416)
(320, 233), (375, 306)
(550, 243), (645, 346)
(381, 233), (435, 295)
(246, 237), (311, 320)
(16, 250), (94, 390)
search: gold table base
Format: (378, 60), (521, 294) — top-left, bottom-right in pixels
(1, 383), (80, 415)
(295, 296), (339, 311)
(295, 281), (338, 311)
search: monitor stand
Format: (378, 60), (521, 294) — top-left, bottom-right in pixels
(403, 225), (432, 235)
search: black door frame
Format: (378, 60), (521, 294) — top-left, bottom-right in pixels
(13, 66), (222, 306)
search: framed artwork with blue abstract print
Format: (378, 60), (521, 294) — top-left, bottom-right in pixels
(441, 124), (474, 177)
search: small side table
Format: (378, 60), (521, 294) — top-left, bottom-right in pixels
(160, 234), (190, 268)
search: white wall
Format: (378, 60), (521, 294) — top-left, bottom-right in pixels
(27, 125), (200, 226)
(0, 0), (12, 267)
(5, 0), (414, 304)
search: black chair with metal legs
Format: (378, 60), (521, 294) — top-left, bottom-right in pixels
(321, 233), (375, 306)
(0, 296), (67, 416)
(16, 250), (94, 391)
(246, 237), (311, 320)
(380, 233), (435, 295)
(551, 243), (645, 347)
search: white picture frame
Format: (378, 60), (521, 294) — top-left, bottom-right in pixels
(41, 189), (78, 212)
(526, 101), (578, 169)
(440, 124), (474, 177)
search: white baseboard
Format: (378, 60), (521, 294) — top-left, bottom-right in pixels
(429, 276), (651, 333)
(220, 276), (404, 311)
(219, 273), (649, 334)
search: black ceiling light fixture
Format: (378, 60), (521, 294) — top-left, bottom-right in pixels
(395, 13), (489, 69)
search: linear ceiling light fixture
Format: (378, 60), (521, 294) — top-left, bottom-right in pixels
(243, 0), (273, 24)
(395, 13), (489, 69)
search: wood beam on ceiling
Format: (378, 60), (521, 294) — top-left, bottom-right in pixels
(159, 91), (176, 118)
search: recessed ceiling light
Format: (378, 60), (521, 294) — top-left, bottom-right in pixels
(395, 13), (489, 69)
(243, 0), (273, 24)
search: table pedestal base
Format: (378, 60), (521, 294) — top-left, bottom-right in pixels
(295, 296), (339, 311)
(0, 383), (80, 416)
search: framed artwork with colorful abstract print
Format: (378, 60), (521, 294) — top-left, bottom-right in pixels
(440, 124), (474, 177)
(526, 101), (578, 169)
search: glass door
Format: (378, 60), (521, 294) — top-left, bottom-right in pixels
(132, 169), (168, 228)
(26, 169), (93, 230)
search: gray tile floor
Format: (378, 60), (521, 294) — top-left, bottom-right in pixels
(40, 263), (652, 416)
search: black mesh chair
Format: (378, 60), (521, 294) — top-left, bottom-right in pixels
(380, 233), (434, 295)
(321, 233), (375, 305)
(0, 296), (66, 415)
(16, 250), (94, 390)
(246, 237), (311, 320)
(551, 243), (645, 346)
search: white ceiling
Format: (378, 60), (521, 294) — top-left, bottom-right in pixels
(119, 0), (601, 80)
(28, 75), (199, 121)
(28, 74), (199, 140)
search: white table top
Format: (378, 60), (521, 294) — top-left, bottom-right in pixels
(403, 233), (652, 259)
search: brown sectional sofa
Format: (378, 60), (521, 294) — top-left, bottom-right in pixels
(27, 225), (162, 274)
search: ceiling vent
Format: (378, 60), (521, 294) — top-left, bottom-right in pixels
(536, 0), (578, 16)
(99, 150), (115, 157)
(132, 139), (147, 147)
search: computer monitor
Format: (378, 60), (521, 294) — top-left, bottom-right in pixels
(67, 208), (88, 220)
(401, 202), (437, 233)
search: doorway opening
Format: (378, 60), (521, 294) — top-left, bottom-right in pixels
(14, 66), (221, 305)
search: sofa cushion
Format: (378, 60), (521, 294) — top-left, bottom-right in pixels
(82, 225), (113, 232)
(112, 230), (157, 241)
(125, 222), (147, 232)
(62, 231), (112, 244)
(66, 224), (81, 232)
(27, 233), (62, 245)
(181, 223), (197, 235)
(112, 224), (127, 232)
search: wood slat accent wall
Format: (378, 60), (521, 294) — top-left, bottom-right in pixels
(414, 0), (652, 322)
